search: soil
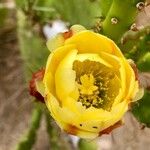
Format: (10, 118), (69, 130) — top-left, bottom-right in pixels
(0, 8), (49, 150)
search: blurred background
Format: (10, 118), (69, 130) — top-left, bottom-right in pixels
(0, 0), (150, 150)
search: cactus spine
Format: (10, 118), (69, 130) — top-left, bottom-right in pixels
(101, 0), (146, 42)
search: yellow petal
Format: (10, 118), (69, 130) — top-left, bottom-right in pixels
(75, 53), (112, 68)
(99, 52), (121, 71)
(46, 24), (86, 52)
(44, 71), (56, 97)
(45, 93), (69, 129)
(46, 33), (65, 52)
(44, 26), (138, 139)
(70, 24), (86, 34)
(132, 83), (144, 102)
(75, 103), (126, 133)
(36, 80), (45, 97)
(65, 31), (113, 54)
(123, 59), (137, 101)
(75, 130), (98, 139)
(43, 44), (76, 96)
(55, 49), (78, 101)
(45, 90), (128, 136)
(45, 93), (81, 128)
(44, 44), (76, 75)
(99, 52), (126, 106)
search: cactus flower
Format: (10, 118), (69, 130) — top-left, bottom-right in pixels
(36, 25), (143, 139)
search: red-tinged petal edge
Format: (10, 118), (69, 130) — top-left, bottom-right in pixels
(64, 124), (79, 136)
(63, 30), (73, 40)
(129, 60), (139, 81)
(99, 120), (123, 136)
(29, 69), (45, 103)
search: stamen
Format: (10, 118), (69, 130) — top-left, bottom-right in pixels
(73, 60), (120, 110)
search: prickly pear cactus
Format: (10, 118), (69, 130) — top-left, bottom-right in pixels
(14, 0), (150, 149)
(101, 0), (145, 42)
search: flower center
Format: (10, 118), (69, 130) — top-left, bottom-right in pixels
(73, 60), (120, 111)
(78, 74), (98, 95)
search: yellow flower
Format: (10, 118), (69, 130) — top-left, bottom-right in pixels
(41, 25), (143, 139)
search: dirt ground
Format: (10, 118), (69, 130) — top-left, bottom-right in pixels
(0, 24), (31, 150)
(0, 1), (150, 150)
(0, 8), (50, 150)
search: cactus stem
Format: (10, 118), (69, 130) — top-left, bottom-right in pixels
(121, 25), (150, 45)
(101, 0), (146, 42)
